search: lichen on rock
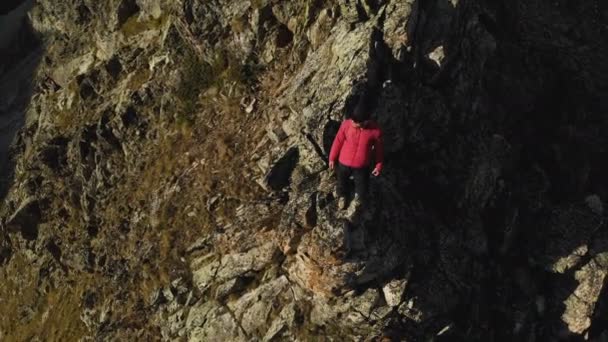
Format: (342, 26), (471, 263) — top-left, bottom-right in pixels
(1, 0), (608, 340)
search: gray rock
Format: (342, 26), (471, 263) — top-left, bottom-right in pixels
(561, 259), (608, 334)
(166, 308), (187, 338)
(428, 45), (445, 67)
(227, 276), (290, 335)
(186, 236), (211, 254)
(192, 243), (278, 291)
(188, 305), (247, 342)
(382, 0), (415, 59)
(370, 305), (393, 321)
(262, 302), (297, 341)
(185, 300), (217, 330)
(382, 278), (409, 307)
(266, 124), (287, 143)
(352, 288), (381, 318)
(215, 277), (246, 300)
(4, 0), (608, 341)
(171, 277), (190, 296)
(162, 286), (175, 302)
(191, 255), (221, 291)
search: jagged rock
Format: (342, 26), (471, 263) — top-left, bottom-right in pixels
(185, 300), (217, 330)
(227, 275), (290, 335)
(6, 197), (40, 240)
(397, 299), (422, 323)
(148, 289), (166, 307)
(188, 305), (247, 342)
(284, 18), (376, 128)
(382, 0), (415, 59)
(266, 124), (287, 143)
(214, 277), (246, 300)
(552, 245), (589, 274)
(165, 308), (187, 339)
(192, 243), (278, 291)
(531, 205), (603, 274)
(561, 259), (608, 334)
(336, 0), (362, 24)
(383, 277), (409, 307)
(190, 254), (220, 291)
(283, 168), (412, 297)
(370, 304), (393, 321)
(309, 287), (385, 336)
(352, 288), (381, 317)
(162, 286), (175, 302)
(262, 302), (298, 341)
(186, 236), (211, 254)
(307, 8), (334, 50)
(2, 0), (608, 340)
(428, 45), (445, 67)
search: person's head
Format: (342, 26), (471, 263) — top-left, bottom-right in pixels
(351, 96), (371, 126)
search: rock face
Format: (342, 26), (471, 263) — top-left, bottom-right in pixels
(1, 0), (608, 341)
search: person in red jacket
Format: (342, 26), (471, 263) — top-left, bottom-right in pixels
(329, 100), (384, 211)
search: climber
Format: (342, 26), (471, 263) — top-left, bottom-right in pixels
(328, 96), (384, 212)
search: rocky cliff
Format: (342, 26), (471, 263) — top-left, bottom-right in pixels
(1, 0), (608, 341)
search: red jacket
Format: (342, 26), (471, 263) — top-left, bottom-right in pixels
(329, 119), (384, 171)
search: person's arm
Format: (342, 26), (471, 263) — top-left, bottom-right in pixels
(329, 120), (348, 168)
(372, 129), (384, 175)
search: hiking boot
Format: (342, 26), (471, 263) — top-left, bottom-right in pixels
(337, 196), (347, 210)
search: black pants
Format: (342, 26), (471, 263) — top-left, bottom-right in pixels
(336, 163), (369, 200)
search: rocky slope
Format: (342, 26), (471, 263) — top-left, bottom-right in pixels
(1, 0), (608, 341)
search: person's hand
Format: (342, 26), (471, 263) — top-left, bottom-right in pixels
(372, 167), (380, 177)
(329, 161), (335, 170)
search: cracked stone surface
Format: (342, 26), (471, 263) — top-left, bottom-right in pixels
(1, 0), (608, 340)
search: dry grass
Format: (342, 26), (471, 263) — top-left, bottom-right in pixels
(121, 14), (169, 38)
(231, 16), (247, 34)
(0, 17), (297, 338)
(0, 253), (90, 341)
(127, 68), (152, 91)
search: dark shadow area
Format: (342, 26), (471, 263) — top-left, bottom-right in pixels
(0, 0), (28, 15)
(330, 0), (608, 340)
(5, 198), (41, 241)
(322, 120), (340, 156)
(117, 0), (140, 27)
(589, 280), (608, 339)
(0, 0), (42, 196)
(0, 1), (43, 266)
(265, 147), (300, 192)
